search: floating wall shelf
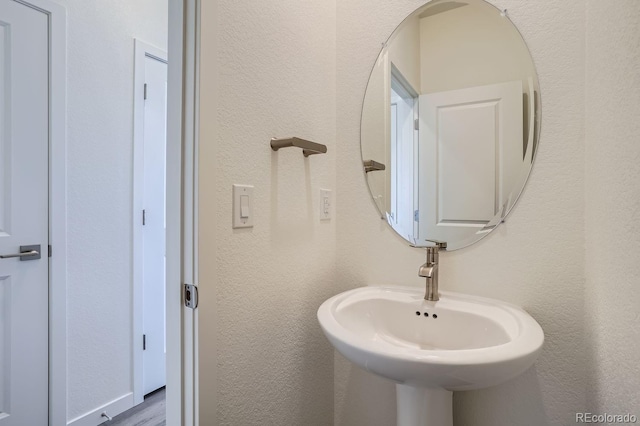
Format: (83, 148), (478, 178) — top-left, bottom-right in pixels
(270, 137), (327, 157)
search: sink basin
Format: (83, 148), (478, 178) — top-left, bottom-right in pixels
(317, 286), (544, 425)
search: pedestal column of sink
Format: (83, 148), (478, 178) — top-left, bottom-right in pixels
(396, 385), (453, 426)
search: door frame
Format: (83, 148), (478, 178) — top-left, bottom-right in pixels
(28, 0), (67, 424)
(132, 38), (168, 405)
(33, 0), (199, 424)
(170, 0), (200, 423)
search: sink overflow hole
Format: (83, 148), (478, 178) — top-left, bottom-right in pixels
(423, 312), (429, 317)
(432, 314), (438, 319)
(415, 311), (420, 316)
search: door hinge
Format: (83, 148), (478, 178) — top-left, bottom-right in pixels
(414, 210), (419, 222)
(143, 83), (148, 100)
(143, 334), (146, 350)
(142, 209), (146, 226)
(48, 245), (52, 258)
(414, 118), (419, 130)
(184, 284), (198, 309)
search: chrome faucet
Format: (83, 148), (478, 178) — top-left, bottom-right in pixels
(419, 241), (447, 301)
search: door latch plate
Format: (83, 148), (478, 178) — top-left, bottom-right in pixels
(184, 283), (198, 309)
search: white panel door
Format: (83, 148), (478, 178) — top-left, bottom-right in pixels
(418, 81), (522, 244)
(143, 55), (168, 395)
(0, 1), (49, 425)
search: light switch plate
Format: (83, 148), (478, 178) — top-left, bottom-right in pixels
(233, 184), (254, 228)
(320, 188), (331, 221)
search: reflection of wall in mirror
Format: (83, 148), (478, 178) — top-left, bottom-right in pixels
(362, 16), (422, 217)
(419, 2), (536, 143)
(388, 15), (421, 94)
(361, 51), (390, 214)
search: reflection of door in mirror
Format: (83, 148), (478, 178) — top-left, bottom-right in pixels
(360, 0), (540, 249)
(418, 81), (523, 243)
(389, 67), (418, 241)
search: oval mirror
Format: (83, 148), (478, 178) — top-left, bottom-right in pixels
(361, 0), (540, 250)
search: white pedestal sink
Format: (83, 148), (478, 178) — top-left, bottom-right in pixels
(317, 286), (544, 426)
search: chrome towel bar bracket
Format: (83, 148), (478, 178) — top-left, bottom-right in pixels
(270, 137), (327, 157)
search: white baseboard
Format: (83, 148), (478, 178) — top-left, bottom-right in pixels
(66, 392), (134, 426)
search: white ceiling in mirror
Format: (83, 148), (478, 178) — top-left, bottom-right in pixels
(360, 0), (540, 250)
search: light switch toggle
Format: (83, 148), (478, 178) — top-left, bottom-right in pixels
(233, 184), (254, 228)
(240, 195), (250, 218)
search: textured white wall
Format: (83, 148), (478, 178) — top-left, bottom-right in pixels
(584, 0), (640, 417)
(62, 0), (167, 420)
(197, 0), (337, 424)
(389, 15), (421, 93)
(336, 1), (587, 425)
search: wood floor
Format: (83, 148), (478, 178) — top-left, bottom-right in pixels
(102, 388), (166, 426)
